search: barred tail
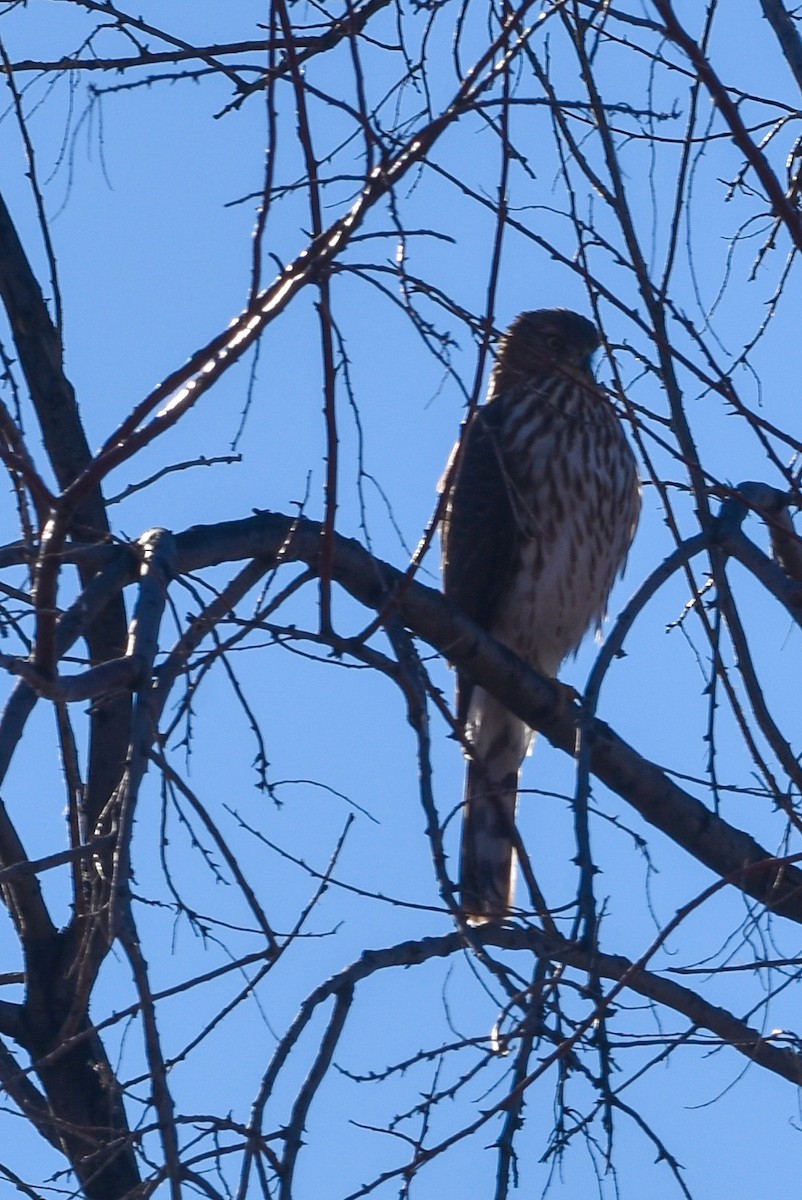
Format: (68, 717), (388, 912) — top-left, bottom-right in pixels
(459, 692), (531, 923)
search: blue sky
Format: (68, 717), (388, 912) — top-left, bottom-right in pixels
(1, 2), (802, 1197)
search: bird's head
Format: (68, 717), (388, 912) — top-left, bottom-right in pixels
(494, 308), (600, 384)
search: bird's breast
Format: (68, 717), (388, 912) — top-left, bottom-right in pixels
(488, 380), (638, 674)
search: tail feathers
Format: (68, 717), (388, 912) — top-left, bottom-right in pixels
(460, 759), (519, 923)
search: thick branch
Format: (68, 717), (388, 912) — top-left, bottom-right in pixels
(2, 507), (798, 924)
(0, 188), (130, 820)
(0, 192), (104, 528)
(173, 510), (802, 923)
(0, 1040), (61, 1152)
(759, 0), (802, 94)
(0, 653), (137, 702)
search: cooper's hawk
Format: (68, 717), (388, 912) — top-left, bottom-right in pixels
(441, 309), (640, 922)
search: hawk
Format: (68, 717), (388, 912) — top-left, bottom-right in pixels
(441, 309), (640, 922)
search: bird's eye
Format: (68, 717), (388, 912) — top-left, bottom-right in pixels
(546, 335), (564, 353)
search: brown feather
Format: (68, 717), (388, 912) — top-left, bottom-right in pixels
(441, 309), (640, 922)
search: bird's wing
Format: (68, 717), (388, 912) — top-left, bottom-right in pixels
(440, 404), (519, 723)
